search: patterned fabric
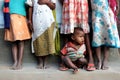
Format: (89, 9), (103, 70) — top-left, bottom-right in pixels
(108, 0), (117, 17)
(61, 42), (86, 61)
(91, 0), (120, 48)
(26, 0), (56, 56)
(61, 0), (90, 34)
(3, 0), (10, 29)
(4, 14), (31, 41)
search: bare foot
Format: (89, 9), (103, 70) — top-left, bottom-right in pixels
(15, 64), (22, 70)
(101, 61), (109, 70)
(101, 66), (109, 70)
(37, 63), (43, 69)
(96, 61), (102, 70)
(43, 64), (50, 69)
(9, 62), (17, 70)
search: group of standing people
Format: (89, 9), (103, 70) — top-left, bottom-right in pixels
(3, 0), (120, 74)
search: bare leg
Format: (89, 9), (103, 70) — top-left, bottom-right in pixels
(77, 57), (87, 68)
(59, 55), (69, 71)
(96, 47), (102, 70)
(102, 47), (109, 70)
(85, 34), (94, 64)
(16, 41), (24, 70)
(43, 56), (49, 69)
(63, 56), (78, 74)
(37, 56), (43, 69)
(85, 34), (95, 71)
(10, 42), (18, 70)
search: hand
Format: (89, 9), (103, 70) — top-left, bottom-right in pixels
(37, 0), (49, 5)
(28, 20), (34, 32)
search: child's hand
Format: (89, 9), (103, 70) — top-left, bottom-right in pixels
(37, 0), (49, 5)
(28, 20), (34, 32)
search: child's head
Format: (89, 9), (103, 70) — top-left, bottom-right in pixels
(71, 28), (85, 45)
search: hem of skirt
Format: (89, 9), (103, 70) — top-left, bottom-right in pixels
(92, 44), (120, 48)
(4, 37), (31, 42)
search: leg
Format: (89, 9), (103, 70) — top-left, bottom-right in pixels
(101, 47), (109, 70)
(63, 56), (78, 74)
(59, 55), (69, 71)
(10, 42), (18, 70)
(95, 47), (102, 70)
(77, 57), (87, 68)
(43, 55), (49, 69)
(37, 56), (43, 69)
(16, 41), (24, 70)
(85, 34), (95, 71)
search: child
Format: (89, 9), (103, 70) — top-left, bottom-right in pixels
(91, 0), (120, 70)
(3, 0), (31, 70)
(26, 0), (56, 69)
(60, 0), (96, 71)
(61, 28), (87, 74)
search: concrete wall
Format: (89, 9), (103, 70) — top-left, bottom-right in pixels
(0, 28), (120, 65)
(0, 29), (36, 64)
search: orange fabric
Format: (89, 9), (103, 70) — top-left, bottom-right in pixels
(4, 14), (31, 41)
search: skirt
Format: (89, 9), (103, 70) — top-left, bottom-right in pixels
(4, 14), (31, 41)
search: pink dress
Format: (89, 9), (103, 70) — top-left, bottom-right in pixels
(60, 0), (90, 34)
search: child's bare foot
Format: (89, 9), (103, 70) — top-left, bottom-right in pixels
(16, 66), (22, 70)
(96, 61), (102, 70)
(15, 64), (22, 70)
(9, 62), (17, 70)
(37, 63), (43, 69)
(101, 61), (109, 70)
(73, 68), (79, 74)
(43, 64), (50, 69)
(101, 65), (109, 70)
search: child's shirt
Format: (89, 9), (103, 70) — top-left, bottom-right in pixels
(61, 42), (86, 61)
(9, 0), (27, 16)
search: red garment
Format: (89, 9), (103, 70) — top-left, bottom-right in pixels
(109, 0), (117, 15)
(61, 42), (86, 55)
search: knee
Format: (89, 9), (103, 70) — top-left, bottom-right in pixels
(79, 57), (87, 64)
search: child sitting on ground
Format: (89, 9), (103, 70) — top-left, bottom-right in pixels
(61, 28), (87, 74)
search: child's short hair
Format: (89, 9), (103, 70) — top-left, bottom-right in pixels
(68, 27), (84, 41)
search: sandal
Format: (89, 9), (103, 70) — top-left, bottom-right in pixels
(59, 66), (68, 71)
(86, 63), (96, 71)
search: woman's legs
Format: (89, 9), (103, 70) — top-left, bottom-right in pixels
(102, 46), (109, 70)
(95, 47), (102, 69)
(10, 42), (18, 69)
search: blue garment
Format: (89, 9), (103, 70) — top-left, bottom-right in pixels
(91, 0), (120, 48)
(3, 0), (10, 29)
(9, 0), (26, 16)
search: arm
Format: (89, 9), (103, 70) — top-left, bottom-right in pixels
(38, 0), (56, 10)
(28, 6), (33, 32)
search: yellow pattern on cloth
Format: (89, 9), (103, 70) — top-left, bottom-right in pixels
(33, 23), (56, 56)
(4, 14), (31, 41)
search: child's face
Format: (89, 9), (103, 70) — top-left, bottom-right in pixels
(72, 30), (85, 45)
